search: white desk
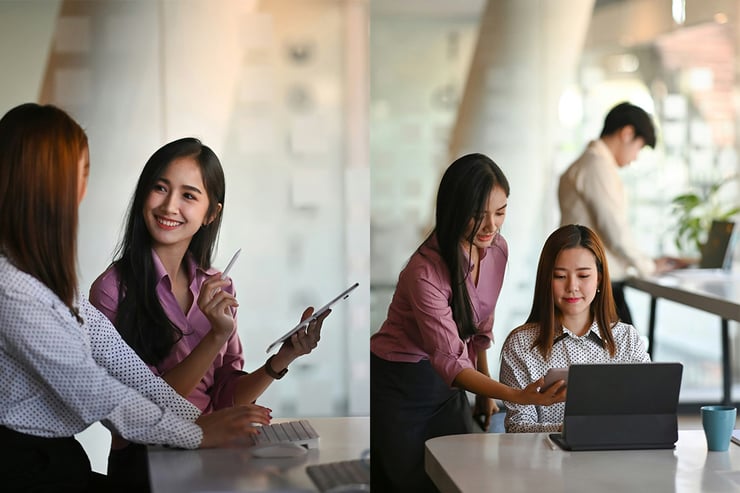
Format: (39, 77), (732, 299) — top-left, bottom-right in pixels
(148, 417), (368, 492)
(426, 430), (740, 493)
(626, 270), (740, 405)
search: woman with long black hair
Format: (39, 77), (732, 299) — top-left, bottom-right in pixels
(370, 153), (565, 492)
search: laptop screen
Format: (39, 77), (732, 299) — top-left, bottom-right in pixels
(700, 220), (736, 270)
(565, 362), (683, 417)
(551, 362), (684, 450)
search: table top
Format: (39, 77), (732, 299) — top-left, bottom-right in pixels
(626, 270), (740, 322)
(425, 430), (740, 493)
(148, 416), (369, 493)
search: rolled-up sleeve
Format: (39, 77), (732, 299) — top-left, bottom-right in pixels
(405, 268), (474, 386)
(2, 294), (202, 449)
(82, 300), (202, 424)
(471, 314), (494, 352)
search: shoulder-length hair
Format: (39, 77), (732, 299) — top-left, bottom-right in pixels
(422, 153), (510, 340)
(0, 103), (88, 313)
(112, 137), (225, 365)
(527, 224), (618, 359)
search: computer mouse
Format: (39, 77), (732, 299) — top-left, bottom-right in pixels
(249, 442), (308, 459)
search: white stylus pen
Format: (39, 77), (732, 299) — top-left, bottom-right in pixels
(221, 248), (242, 280)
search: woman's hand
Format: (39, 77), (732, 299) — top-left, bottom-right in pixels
(197, 404), (272, 448)
(516, 377), (567, 406)
(197, 274), (239, 342)
(276, 306), (329, 362)
(472, 395), (498, 431)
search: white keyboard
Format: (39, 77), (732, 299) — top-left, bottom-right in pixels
(306, 459), (370, 492)
(251, 419), (320, 449)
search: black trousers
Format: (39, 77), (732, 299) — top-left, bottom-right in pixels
(370, 353), (476, 493)
(0, 426), (111, 493)
(108, 442), (151, 493)
(611, 281), (633, 325)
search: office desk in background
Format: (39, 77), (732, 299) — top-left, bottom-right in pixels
(626, 270), (740, 406)
(148, 417), (368, 493)
(426, 430), (740, 493)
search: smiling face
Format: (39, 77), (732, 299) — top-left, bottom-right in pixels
(143, 156), (220, 254)
(460, 185), (508, 252)
(552, 246), (601, 329)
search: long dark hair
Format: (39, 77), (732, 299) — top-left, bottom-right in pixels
(423, 153), (510, 340)
(112, 137), (225, 365)
(0, 103), (88, 314)
(526, 224), (618, 359)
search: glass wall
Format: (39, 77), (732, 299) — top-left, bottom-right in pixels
(370, 0), (740, 404)
(1, 0), (369, 473)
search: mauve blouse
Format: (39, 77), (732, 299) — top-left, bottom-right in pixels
(89, 250), (246, 413)
(370, 234), (508, 386)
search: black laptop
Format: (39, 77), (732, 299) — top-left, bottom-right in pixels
(549, 362), (683, 451)
(699, 220), (736, 270)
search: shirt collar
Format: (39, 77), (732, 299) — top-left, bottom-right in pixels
(152, 249), (206, 286)
(463, 245), (491, 273)
(554, 320), (604, 347)
(591, 139), (619, 169)
(424, 233), (494, 272)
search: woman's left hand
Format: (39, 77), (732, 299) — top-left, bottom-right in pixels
(277, 306), (329, 360)
(473, 395), (498, 431)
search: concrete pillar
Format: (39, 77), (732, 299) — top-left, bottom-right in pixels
(449, 0), (594, 336)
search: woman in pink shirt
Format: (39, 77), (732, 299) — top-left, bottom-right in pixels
(90, 137), (326, 491)
(370, 153), (566, 493)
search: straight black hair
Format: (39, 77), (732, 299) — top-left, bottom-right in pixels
(423, 153), (510, 340)
(112, 137), (225, 365)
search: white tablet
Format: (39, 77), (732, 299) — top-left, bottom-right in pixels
(266, 282), (360, 354)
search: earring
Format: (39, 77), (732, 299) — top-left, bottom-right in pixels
(597, 288), (601, 293)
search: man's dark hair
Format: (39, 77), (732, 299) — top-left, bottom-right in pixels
(600, 102), (656, 148)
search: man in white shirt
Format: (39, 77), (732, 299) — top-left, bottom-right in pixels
(558, 102), (682, 324)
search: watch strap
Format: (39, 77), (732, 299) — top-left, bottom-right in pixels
(265, 355), (288, 380)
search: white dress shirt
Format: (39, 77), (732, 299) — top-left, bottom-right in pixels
(499, 320), (650, 433)
(558, 139), (656, 280)
(0, 255), (202, 449)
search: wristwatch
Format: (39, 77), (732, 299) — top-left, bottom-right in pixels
(265, 355), (288, 380)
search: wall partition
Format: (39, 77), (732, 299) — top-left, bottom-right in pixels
(0, 0), (369, 473)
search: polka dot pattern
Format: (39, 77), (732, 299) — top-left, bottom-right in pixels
(499, 320), (650, 433)
(0, 256), (202, 449)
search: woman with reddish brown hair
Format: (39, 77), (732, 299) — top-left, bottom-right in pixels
(0, 103), (271, 492)
(500, 224), (649, 433)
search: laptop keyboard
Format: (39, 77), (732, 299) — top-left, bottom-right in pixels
(306, 459), (370, 492)
(251, 419), (319, 449)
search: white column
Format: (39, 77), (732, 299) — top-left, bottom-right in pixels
(449, 0), (595, 348)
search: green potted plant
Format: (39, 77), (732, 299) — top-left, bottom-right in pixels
(670, 176), (740, 257)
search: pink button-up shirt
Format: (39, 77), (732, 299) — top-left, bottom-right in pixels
(89, 251), (245, 413)
(370, 235), (508, 386)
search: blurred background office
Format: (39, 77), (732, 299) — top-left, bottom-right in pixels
(0, 0), (369, 473)
(371, 0), (740, 410)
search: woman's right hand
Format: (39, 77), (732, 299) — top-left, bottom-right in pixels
(517, 377), (567, 406)
(196, 404), (272, 448)
(197, 274), (239, 342)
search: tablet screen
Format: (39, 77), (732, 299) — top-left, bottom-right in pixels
(266, 282), (359, 353)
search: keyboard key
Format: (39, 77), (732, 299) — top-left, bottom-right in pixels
(251, 420), (320, 449)
(306, 459), (370, 492)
